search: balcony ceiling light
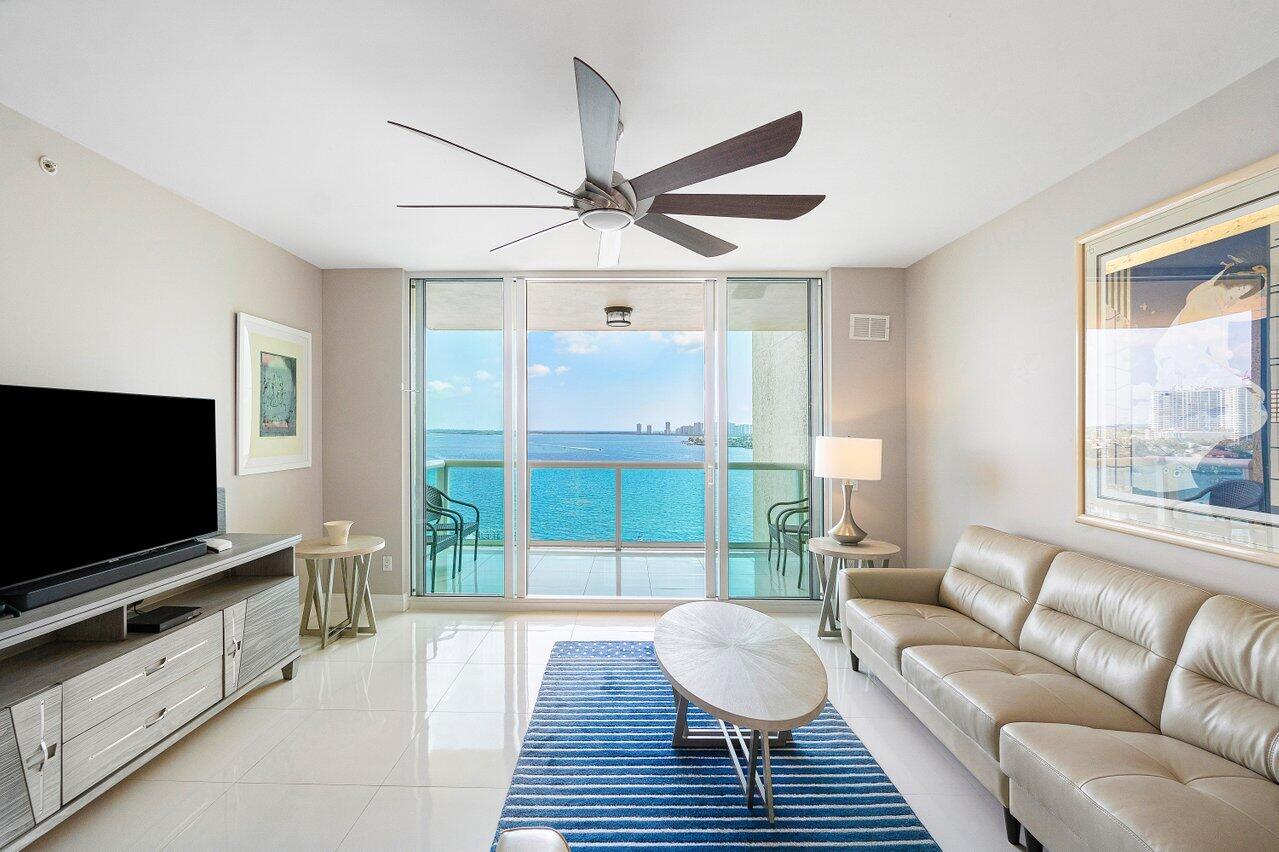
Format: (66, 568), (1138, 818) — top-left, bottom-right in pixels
(605, 305), (633, 328)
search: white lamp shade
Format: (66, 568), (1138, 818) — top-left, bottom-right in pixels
(814, 436), (882, 480)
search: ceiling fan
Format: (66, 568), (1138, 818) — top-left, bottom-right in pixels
(391, 58), (825, 267)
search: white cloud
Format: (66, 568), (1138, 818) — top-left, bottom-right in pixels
(649, 330), (703, 352)
(427, 380), (453, 393)
(554, 365), (570, 374)
(554, 332), (601, 355)
(669, 331), (704, 351)
(528, 363), (551, 378)
(460, 385), (472, 395)
(473, 370), (493, 382)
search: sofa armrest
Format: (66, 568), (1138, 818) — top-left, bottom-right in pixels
(838, 567), (945, 608)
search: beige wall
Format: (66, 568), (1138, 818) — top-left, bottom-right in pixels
(321, 269), (408, 598)
(904, 59), (1279, 607)
(0, 102), (323, 538)
(826, 268), (908, 563)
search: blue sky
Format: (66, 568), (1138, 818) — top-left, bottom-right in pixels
(426, 330), (754, 430)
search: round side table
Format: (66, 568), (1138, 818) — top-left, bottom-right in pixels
(807, 537), (900, 639)
(296, 535), (385, 648)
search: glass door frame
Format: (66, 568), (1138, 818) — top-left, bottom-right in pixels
(412, 271), (824, 603)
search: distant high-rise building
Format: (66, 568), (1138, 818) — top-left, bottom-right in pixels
(636, 423), (642, 433)
(1153, 385), (1253, 438)
(646, 424), (652, 434)
(664, 421), (671, 434)
(727, 422), (753, 438)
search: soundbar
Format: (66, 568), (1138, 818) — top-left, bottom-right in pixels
(0, 539), (208, 610)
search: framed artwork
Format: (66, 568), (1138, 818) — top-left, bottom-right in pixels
(1078, 154), (1279, 565)
(236, 312), (312, 475)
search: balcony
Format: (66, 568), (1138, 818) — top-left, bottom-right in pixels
(421, 458), (812, 599)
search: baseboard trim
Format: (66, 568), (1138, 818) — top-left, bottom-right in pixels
(371, 593), (408, 613)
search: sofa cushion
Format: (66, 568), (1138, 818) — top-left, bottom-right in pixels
(1018, 552), (1211, 726)
(937, 526), (1061, 646)
(903, 646), (1156, 757)
(847, 599), (1015, 671)
(1002, 722), (1279, 852)
(1161, 595), (1279, 782)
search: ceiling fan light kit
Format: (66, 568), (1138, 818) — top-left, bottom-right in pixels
(392, 57), (824, 267)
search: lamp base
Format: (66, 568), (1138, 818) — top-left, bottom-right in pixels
(828, 481), (867, 545)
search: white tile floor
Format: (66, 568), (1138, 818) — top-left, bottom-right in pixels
(31, 609), (1012, 852)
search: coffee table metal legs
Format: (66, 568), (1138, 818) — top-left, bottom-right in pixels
(671, 693), (787, 822)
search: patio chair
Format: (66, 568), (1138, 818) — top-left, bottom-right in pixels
(1183, 478), (1266, 511)
(766, 497), (808, 568)
(425, 484), (480, 591)
(778, 505), (810, 588)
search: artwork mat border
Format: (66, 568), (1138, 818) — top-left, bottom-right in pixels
(236, 312), (312, 475)
(1076, 152), (1279, 567)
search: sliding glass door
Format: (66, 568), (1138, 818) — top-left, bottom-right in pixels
(519, 279), (715, 598)
(411, 275), (822, 601)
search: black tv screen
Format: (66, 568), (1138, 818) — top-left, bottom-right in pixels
(0, 385), (217, 596)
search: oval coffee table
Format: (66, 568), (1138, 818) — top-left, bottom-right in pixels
(654, 601), (828, 822)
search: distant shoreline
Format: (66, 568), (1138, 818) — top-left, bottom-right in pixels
(428, 429), (700, 436)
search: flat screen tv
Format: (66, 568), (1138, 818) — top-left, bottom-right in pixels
(0, 384), (218, 611)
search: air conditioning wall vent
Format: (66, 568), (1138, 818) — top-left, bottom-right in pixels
(849, 314), (890, 341)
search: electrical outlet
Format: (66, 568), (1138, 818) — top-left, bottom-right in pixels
(382, 555), (393, 572)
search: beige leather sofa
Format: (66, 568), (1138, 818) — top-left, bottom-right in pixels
(838, 525), (1279, 850)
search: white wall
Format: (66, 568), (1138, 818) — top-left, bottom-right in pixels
(904, 59), (1279, 607)
(826, 268), (908, 562)
(0, 103), (323, 537)
(321, 269), (408, 598)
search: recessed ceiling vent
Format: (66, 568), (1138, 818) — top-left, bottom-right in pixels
(849, 314), (890, 341)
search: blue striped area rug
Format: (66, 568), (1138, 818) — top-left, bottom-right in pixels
(493, 641), (939, 851)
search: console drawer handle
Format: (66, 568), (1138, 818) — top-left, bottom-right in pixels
(144, 657), (168, 676)
(25, 740), (54, 772)
(144, 707), (167, 728)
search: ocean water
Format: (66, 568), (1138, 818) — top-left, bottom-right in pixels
(425, 431), (802, 543)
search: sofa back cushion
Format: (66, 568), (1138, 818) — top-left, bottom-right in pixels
(1161, 595), (1279, 782)
(1019, 552), (1211, 725)
(937, 526), (1061, 646)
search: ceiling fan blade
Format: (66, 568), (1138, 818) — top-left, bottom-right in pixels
(628, 112), (804, 201)
(646, 193), (824, 220)
(597, 230), (623, 268)
(388, 120), (579, 198)
(634, 213), (736, 257)
(397, 204), (576, 210)
(573, 58), (622, 191)
(489, 218), (577, 253)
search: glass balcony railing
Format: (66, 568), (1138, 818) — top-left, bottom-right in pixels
(425, 458), (808, 548)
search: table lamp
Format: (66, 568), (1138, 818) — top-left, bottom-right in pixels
(814, 436), (882, 545)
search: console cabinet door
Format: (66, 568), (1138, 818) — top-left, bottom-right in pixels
(11, 687), (61, 822)
(223, 601), (247, 694)
(236, 577), (300, 687)
(0, 708), (35, 847)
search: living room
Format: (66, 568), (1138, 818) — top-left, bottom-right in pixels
(2, 3), (1278, 851)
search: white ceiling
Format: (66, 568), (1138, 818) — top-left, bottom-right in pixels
(2, 1), (1277, 271)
